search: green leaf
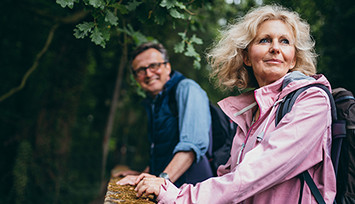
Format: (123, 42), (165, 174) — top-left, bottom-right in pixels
(174, 2), (186, 10)
(73, 22), (95, 39)
(90, 27), (106, 48)
(193, 60), (201, 69)
(169, 9), (184, 19)
(178, 32), (186, 40)
(119, 24), (148, 45)
(132, 31), (148, 45)
(154, 9), (166, 25)
(174, 41), (185, 53)
(73, 28), (86, 39)
(190, 35), (203, 45)
(126, 0), (142, 11)
(130, 74), (146, 98)
(113, 4), (129, 15)
(77, 22), (95, 32)
(101, 27), (111, 42)
(160, 0), (176, 9)
(105, 10), (118, 26)
(123, 24), (135, 36)
(56, 0), (77, 9)
(109, 138), (117, 151)
(88, 0), (105, 9)
(184, 43), (198, 57)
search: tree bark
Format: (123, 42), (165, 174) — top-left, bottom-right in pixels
(101, 33), (128, 192)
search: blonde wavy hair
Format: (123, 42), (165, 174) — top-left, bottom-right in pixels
(208, 5), (317, 91)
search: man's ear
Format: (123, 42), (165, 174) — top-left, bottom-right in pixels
(166, 62), (172, 74)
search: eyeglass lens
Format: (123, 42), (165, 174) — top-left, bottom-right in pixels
(135, 62), (166, 76)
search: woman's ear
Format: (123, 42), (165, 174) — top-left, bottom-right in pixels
(243, 51), (251, 67)
(290, 57), (296, 70)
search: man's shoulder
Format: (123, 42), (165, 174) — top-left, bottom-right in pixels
(174, 78), (208, 100)
(176, 78), (201, 90)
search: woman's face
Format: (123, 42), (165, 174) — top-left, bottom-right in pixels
(244, 20), (296, 87)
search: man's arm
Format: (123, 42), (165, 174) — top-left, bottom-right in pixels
(167, 79), (211, 182)
(161, 151), (195, 183)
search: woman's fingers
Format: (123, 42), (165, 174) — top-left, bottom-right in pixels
(135, 177), (165, 197)
(135, 173), (156, 185)
(116, 175), (138, 185)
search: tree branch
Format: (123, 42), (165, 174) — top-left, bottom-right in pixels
(0, 24), (59, 102)
(32, 9), (89, 24)
(0, 9), (89, 103)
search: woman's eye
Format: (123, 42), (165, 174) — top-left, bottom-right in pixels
(259, 38), (269, 43)
(281, 39), (290, 44)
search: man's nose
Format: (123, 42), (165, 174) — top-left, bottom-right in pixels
(145, 68), (154, 77)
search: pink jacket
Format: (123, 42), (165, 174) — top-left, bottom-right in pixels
(157, 72), (336, 203)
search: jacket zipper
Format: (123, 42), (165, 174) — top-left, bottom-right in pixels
(236, 98), (284, 164)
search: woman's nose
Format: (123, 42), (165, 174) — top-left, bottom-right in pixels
(269, 42), (280, 54)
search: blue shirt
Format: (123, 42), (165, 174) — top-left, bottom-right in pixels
(173, 78), (211, 162)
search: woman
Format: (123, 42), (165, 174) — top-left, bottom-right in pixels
(131, 5), (336, 203)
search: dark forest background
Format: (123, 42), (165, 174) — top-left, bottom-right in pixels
(1, 0), (354, 203)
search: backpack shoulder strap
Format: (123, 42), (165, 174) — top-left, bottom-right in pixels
(300, 172), (326, 204)
(275, 84), (337, 204)
(275, 84), (337, 126)
(275, 84), (346, 174)
(335, 95), (355, 103)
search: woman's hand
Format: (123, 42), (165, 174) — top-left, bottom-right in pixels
(135, 173), (165, 197)
(116, 175), (140, 185)
(112, 169), (140, 178)
(116, 172), (156, 186)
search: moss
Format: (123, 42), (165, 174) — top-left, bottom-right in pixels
(104, 177), (156, 203)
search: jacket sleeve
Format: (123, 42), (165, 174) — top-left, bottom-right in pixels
(172, 79), (211, 162)
(157, 87), (333, 203)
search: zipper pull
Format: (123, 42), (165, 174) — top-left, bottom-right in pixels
(257, 132), (265, 142)
(237, 143), (245, 165)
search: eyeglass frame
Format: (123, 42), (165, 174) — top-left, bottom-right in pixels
(132, 61), (168, 77)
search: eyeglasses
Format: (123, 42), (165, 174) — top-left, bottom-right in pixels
(132, 62), (168, 77)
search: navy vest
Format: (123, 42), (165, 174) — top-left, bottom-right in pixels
(143, 71), (212, 186)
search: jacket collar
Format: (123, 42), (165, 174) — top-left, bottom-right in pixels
(218, 71), (330, 134)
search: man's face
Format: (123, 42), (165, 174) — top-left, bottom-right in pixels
(132, 48), (171, 96)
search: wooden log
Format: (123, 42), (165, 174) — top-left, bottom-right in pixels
(105, 165), (156, 203)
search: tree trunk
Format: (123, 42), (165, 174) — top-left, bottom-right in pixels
(101, 34), (128, 193)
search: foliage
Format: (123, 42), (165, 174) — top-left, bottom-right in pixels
(56, 0), (210, 69)
(1, 0), (355, 203)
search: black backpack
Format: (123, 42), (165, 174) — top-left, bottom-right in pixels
(169, 77), (237, 176)
(208, 103), (237, 175)
(332, 88), (355, 204)
(275, 84), (355, 204)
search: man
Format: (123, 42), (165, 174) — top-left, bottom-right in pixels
(115, 42), (212, 187)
